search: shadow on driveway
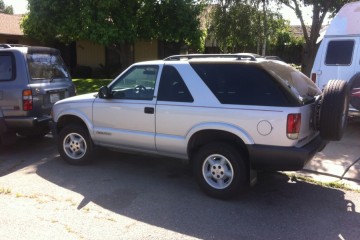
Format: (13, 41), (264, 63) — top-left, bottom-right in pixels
(1, 135), (360, 239)
(34, 149), (360, 240)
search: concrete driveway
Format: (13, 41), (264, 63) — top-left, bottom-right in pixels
(1, 128), (360, 239)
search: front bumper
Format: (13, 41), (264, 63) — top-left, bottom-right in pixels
(248, 135), (328, 171)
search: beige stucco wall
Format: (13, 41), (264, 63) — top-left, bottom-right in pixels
(0, 35), (41, 46)
(76, 40), (105, 68)
(134, 40), (158, 62)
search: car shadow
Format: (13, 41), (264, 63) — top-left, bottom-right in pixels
(0, 134), (57, 177)
(34, 149), (360, 240)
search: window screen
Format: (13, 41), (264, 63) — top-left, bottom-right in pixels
(325, 40), (354, 65)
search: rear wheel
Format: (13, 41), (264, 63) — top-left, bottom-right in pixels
(193, 142), (248, 199)
(319, 79), (349, 141)
(58, 124), (93, 165)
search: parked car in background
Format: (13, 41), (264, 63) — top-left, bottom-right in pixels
(311, 1), (360, 116)
(0, 44), (76, 143)
(51, 54), (349, 199)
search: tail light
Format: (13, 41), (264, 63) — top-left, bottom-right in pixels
(311, 73), (317, 83)
(23, 89), (33, 111)
(287, 113), (301, 140)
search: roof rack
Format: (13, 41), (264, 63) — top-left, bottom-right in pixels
(0, 44), (28, 49)
(164, 54), (258, 61)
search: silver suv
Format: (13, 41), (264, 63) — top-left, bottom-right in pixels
(0, 44), (76, 144)
(50, 54), (349, 199)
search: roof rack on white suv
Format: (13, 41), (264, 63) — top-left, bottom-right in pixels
(164, 53), (258, 61)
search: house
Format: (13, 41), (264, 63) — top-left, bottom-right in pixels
(0, 13), (168, 77)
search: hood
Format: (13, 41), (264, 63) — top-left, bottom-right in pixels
(55, 92), (97, 105)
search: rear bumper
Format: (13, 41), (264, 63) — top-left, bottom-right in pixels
(248, 135), (328, 171)
(4, 115), (52, 129)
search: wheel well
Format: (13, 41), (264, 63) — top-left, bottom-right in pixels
(56, 115), (87, 135)
(188, 130), (249, 163)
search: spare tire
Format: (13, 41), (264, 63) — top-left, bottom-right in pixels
(319, 79), (349, 141)
(349, 73), (360, 111)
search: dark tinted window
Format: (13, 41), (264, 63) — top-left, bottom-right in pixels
(325, 40), (354, 65)
(0, 53), (15, 81)
(190, 63), (289, 106)
(158, 65), (194, 102)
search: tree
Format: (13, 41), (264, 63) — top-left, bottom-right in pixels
(276, 0), (355, 76)
(0, 0), (14, 14)
(21, 0), (204, 70)
(208, 0), (288, 54)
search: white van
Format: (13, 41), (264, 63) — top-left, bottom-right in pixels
(311, 1), (360, 116)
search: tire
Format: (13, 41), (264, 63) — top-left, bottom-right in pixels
(349, 73), (360, 111)
(319, 79), (349, 141)
(192, 142), (248, 199)
(58, 124), (93, 165)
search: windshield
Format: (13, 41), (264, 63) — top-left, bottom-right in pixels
(261, 61), (321, 103)
(27, 53), (70, 80)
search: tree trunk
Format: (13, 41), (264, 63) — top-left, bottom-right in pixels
(301, 42), (317, 77)
(115, 43), (134, 71)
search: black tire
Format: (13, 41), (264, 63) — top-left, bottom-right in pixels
(192, 142), (248, 199)
(349, 73), (360, 111)
(58, 124), (93, 165)
(319, 79), (349, 141)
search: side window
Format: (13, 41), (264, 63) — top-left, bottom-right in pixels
(190, 63), (288, 106)
(110, 65), (158, 100)
(325, 40), (354, 65)
(0, 53), (15, 81)
(157, 65), (194, 102)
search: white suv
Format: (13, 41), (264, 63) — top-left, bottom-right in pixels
(51, 54), (349, 199)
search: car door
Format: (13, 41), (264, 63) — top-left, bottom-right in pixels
(92, 65), (160, 152)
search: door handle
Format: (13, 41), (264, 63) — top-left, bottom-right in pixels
(144, 107), (154, 114)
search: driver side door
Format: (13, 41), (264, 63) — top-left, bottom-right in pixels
(92, 65), (160, 152)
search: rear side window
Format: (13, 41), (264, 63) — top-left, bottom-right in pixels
(27, 53), (70, 80)
(0, 53), (15, 81)
(158, 66), (193, 102)
(325, 40), (354, 65)
(190, 63), (289, 106)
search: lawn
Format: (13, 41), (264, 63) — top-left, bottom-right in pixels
(72, 79), (112, 95)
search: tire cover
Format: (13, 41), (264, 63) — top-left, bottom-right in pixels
(349, 74), (360, 110)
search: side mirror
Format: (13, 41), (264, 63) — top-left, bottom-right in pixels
(98, 86), (111, 99)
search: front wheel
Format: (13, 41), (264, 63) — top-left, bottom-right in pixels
(58, 124), (93, 165)
(193, 142), (248, 199)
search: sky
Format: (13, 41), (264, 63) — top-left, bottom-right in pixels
(4, 0), (327, 26)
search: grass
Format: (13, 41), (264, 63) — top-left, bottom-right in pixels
(285, 173), (360, 193)
(72, 78), (112, 95)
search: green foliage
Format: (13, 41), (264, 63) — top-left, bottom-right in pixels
(21, 0), (204, 50)
(208, 1), (290, 53)
(72, 79), (112, 95)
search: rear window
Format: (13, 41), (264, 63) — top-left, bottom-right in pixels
(325, 40), (354, 65)
(27, 53), (70, 80)
(190, 62), (292, 106)
(0, 53), (15, 81)
(261, 61), (321, 104)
